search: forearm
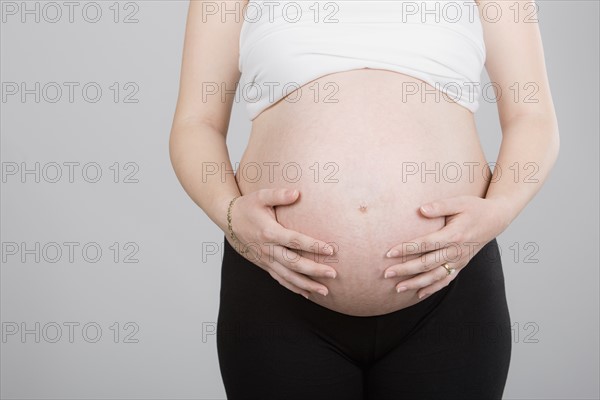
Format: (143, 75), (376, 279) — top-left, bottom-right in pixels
(484, 113), (560, 230)
(169, 119), (240, 234)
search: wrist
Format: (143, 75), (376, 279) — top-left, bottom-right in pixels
(213, 193), (240, 234)
(484, 195), (518, 234)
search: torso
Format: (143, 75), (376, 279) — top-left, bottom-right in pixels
(235, 68), (491, 317)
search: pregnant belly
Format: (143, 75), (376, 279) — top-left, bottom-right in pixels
(236, 69), (491, 316)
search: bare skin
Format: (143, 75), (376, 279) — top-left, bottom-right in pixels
(234, 68), (491, 316)
(169, 0), (559, 316)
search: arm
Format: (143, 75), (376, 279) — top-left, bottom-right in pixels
(382, 0), (560, 297)
(169, 1), (337, 299)
(169, 0), (246, 234)
(479, 0), (560, 230)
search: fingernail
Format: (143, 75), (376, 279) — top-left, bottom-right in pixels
(325, 271), (336, 278)
(384, 271), (397, 279)
(324, 245), (334, 255)
(302, 293), (309, 300)
(317, 289), (328, 296)
(387, 250), (399, 258)
(418, 292), (428, 299)
(396, 286), (408, 293)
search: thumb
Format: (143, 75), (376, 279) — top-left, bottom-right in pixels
(420, 197), (464, 218)
(260, 188), (299, 207)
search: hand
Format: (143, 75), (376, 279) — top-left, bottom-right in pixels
(382, 195), (510, 299)
(227, 188), (338, 299)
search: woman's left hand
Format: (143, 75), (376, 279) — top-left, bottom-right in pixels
(383, 195), (510, 299)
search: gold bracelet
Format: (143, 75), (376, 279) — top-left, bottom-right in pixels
(227, 195), (247, 253)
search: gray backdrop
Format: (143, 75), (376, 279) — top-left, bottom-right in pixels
(1, 1), (598, 399)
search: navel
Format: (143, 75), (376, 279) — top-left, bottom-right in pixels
(358, 201), (368, 213)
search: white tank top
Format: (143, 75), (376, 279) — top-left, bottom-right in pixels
(238, 0), (487, 121)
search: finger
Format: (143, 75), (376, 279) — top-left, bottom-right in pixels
(416, 270), (460, 299)
(386, 228), (465, 258)
(384, 247), (460, 278)
(265, 268), (311, 299)
(258, 188), (300, 207)
(420, 196), (466, 218)
(268, 260), (330, 296)
(395, 265), (449, 293)
(273, 245), (337, 279)
(278, 226), (336, 256)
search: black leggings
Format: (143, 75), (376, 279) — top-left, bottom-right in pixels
(217, 235), (512, 400)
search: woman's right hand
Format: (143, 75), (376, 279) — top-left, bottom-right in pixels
(226, 188), (338, 299)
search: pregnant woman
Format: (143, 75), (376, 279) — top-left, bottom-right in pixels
(170, 0), (559, 398)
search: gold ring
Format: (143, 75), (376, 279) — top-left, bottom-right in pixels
(442, 263), (455, 276)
